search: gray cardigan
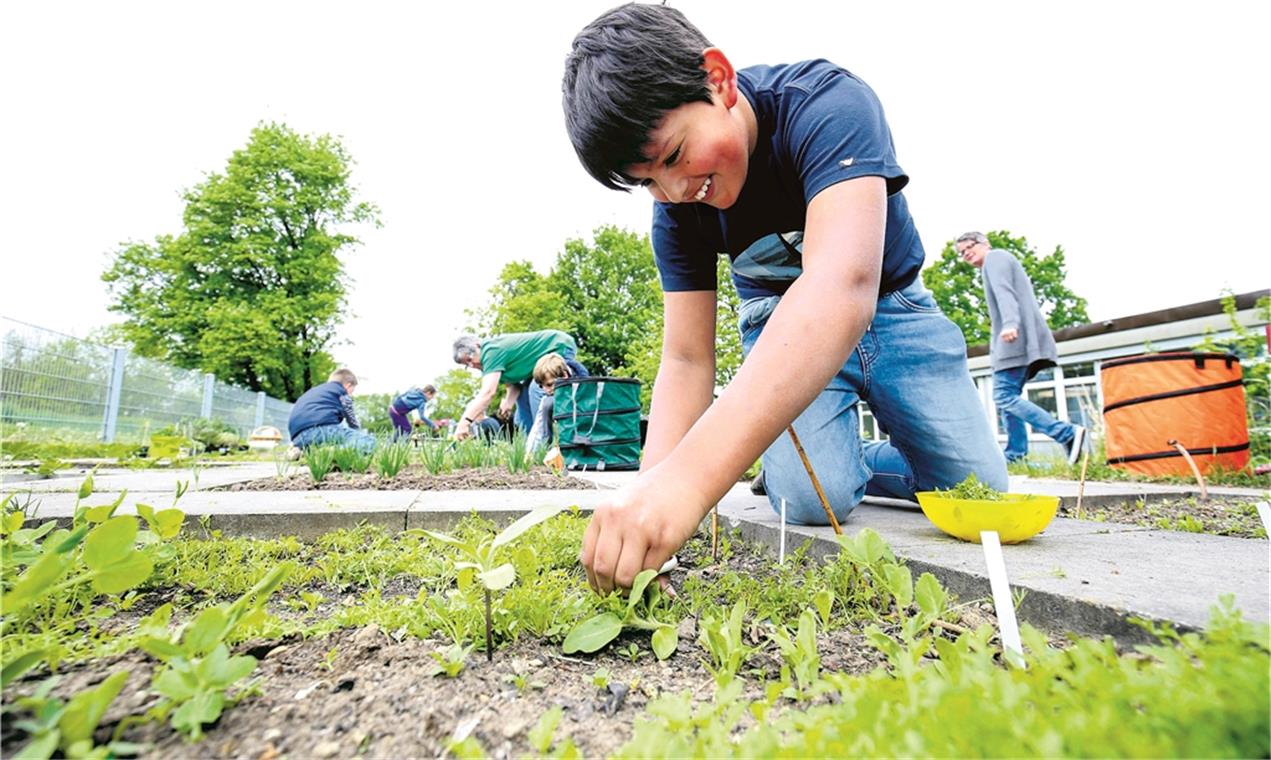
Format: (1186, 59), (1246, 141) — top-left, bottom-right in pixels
(982, 249), (1058, 376)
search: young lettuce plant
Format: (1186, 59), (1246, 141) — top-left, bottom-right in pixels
(416, 504), (565, 661)
(138, 563), (291, 741)
(8, 670), (142, 759)
(563, 568), (679, 660)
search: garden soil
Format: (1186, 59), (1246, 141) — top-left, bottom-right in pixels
(219, 466), (598, 492)
(1057, 494), (1267, 539)
(2, 536), (997, 759)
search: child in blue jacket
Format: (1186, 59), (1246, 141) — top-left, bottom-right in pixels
(388, 385), (444, 439)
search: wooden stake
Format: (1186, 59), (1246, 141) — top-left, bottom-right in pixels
(1168, 440), (1208, 500)
(1075, 448), (1090, 520)
(786, 425), (842, 535)
(711, 503), (719, 561)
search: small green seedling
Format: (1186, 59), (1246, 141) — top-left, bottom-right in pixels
(427, 642), (473, 678)
(139, 564), (291, 740)
(591, 667), (611, 690)
(619, 643), (642, 663)
(936, 473), (1004, 501)
(320, 646), (339, 671)
(9, 670), (143, 759)
(304, 445), (338, 482)
(415, 504), (565, 661)
(563, 569), (679, 660)
(699, 601), (755, 688)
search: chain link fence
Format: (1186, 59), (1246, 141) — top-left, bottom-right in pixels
(0, 317), (293, 442)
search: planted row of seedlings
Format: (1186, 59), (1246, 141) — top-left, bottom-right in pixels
(289, 435), (543, 484)
(2, 475), (1267, 757)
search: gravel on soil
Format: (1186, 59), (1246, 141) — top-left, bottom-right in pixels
(1058, 494), (1267, 539)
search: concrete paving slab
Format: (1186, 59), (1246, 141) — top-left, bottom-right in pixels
(2, 463), (277, 493)
(1011, 475), (1269, 508)
(717, 485), (1269, 644)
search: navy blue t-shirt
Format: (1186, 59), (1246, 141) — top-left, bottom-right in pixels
(652, 60), (925, 301)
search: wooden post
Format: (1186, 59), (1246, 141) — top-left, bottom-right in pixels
(787, 425), (842, 535)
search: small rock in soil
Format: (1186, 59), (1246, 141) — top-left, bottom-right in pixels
(336, 677), (356, 692)
(262, 728), (283, 743)
(294, 681), (326, 700)
(352, 624), (381, 650)
(257, 744), (280, 760)
(312, 739), (342, 758)
(604, 682), (630, 716)
(677, 616), (697, 641)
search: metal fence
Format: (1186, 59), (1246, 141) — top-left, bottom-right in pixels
(0, 317), (293, 442)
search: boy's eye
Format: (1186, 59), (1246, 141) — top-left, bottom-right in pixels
(664, 145), (681, 167)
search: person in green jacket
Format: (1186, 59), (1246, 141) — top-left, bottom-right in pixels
(451, 329), (588, 441)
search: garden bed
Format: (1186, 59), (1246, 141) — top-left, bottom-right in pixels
(3, 500), (1266, 758)
(218, 466), (597, 492)
(1058, 494), (1267, 539)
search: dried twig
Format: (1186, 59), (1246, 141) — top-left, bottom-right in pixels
(1168, 439), (1208, 499)
(787, 425), (842, 534)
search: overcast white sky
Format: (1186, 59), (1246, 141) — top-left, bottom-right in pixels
(3, 1), (1268, 394)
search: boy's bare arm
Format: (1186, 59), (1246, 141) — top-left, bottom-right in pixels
(640, 290), (717, 472)
(582, 177), (886, 593)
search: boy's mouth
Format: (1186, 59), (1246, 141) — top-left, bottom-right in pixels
(692, 176), (712, 202)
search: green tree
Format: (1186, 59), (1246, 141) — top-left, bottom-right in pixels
(548, 226), (664, 375)
(430, 368), (484, 422)
(102, 122), (380, 401)
(921, 230), (1089, 346)
(467, 261), (569, 337)
(352, 392), (394, 436)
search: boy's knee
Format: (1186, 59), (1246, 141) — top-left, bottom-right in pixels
(763, 464), (865, 526)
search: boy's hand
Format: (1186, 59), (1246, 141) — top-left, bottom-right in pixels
(580, 469), (708, 594)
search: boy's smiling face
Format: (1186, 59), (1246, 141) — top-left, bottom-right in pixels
(622, 48), (756, 210)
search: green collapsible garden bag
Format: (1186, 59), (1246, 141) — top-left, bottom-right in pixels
(553, 376), (642, 470)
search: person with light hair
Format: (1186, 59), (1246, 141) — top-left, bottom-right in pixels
(956, 231), (1086, 464)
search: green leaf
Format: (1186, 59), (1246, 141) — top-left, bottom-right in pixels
(915, 573), (947, 618)
(562, 612), (624, 654)
(52, 525), (91, 554)
(196, 644), (257, 687)
(13, 731), (59, 760)
(882, 564), (914, 608)
(651, 625), (678, 660)
(140, 637), (184, 661)
(77, 474), (95, 501)
(420, 529), (466, 547)
(171, 690), (224, 738)
(59, 670), (128, 747)
(153, 509), (185, 539)
(3, 510), (25, 534)
(83, 505), (117, 523)
(92, 552), (154, 594)
(492, 504), (565, 548)
(135, 503), (156, 527)
(814, 589), (834, 627)
(154, 668), (197, 701)
(82, 516), (138, 571)
(184, 607), (230, 656)
(2, 649), (49, 688)
(627, 569), (658, 616)
(479, 563), (516, 591)
(6, 552), (73, 611)
(528, 705), (563, 754)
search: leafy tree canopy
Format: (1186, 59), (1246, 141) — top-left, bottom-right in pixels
(921, 230), (1089, 346)
(471, 226), (744, 412)
(102, 122), (379, 401)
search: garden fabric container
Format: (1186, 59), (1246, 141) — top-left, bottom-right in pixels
(553, 376), (642, 470)
(1101, 352), (1249, 476)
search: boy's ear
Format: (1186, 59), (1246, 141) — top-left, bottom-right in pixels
(702, 48), (738, 108)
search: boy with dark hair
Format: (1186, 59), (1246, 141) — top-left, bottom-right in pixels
(563, 3), (1007, 593)
(287, 368), (376, 454)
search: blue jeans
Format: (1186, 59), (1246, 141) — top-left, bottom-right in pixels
(992, 366), (1075, 462)
(740, 279), (1007, 525)
(292, 424), (377, 454)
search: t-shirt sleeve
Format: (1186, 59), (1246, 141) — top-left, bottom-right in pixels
(779, 69), (908, 205)
(651, 203), (718, 293)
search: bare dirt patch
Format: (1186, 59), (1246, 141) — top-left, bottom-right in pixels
(1059, 494), (1267, 539)
(218, 466), (597, 492)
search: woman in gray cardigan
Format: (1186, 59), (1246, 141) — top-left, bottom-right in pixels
(956, 232), (1086, 464)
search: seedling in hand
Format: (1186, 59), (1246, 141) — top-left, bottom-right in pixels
(563, 568), (680, 660)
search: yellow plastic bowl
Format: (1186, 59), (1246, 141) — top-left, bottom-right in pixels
(914, 492), (1060, 544)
